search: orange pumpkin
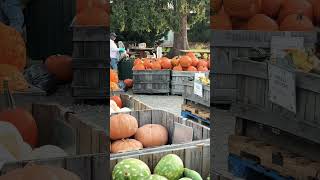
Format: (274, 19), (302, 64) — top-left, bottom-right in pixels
(279, 14), (315, 31)
(278, 0), (313, 24)
(111, 96), (122, 108)
(75, 7), (108, 26)
(187, 66), (198, 72)
(197, 60), (209, 69)
(143, 59), (153, 69)
(160, 58), (172, 69)
(134, 124), (168, 148)
(45, 55), (73, 82)
(110, 69), (119, 83)
(124, 79), (133, 88)
(198, 66), (209, 72)
(151, 61), (162, 70)
(173, 65), (183, 71)
(211, 7), (233, 30)
(111, 139), (143, 153)
(132, 63), (145, 70)
(171, 57), (180, 67)
(0, 22), (26, 71)
(0, 164), (80, 180)
(0, 80), (38, 147)
(77, 0), (108, 13)
(224, 0), (261, 19)
(261, 0), (283, 18)
(179, 56), (192, 68)
(110, 114), (138, 140)
(247, 14), (279, 31)
(134, 59), (143, 66)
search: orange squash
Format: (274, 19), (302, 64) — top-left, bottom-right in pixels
(171, 57), (180, 67)
(151, 61), (162, 70)
(261, 0), (283, 18)
(198, 66), (209, 72)
(110, 69), (119, 83)
(197, 60), (209, 69)
(179, 56), (192, 68)
(173, 65), (183, 71)
(0, 22), (26, 71)
(279, 14), (315, 31)
(75, 7), (108, 26)
(187, 66), (198, 72)
(224, 0), (261, 19)
(278, 0), (313, 24)
(45, 55), (72, 82)
(0, 80), (38, 147)
(111, 139), (143, 153)
(211, 7), (233, 30)
(124, 79), (133, 88)
(134, 59), (143, 66)
(110, 82), (120, 91)
(134, 124), (168, 148)
(110, 114), (138, 140)
(111, 96), (123, 108)
(247, 14), (279, 31)
(132, 64), (145, 70)
(160, 58), (172, 69)
(143, 59), (153, 69)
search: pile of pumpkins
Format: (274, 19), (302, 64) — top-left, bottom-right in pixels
(132, 52), (210, 72)
(0, 81), (68, 169)
(0, 21), (72, 93)
(110, 69), (133, 91)
(110, 113), (168, 153)
(75, 0), (108, 26)
(211, 0), (319, 31)
(110, 95), (132, 114)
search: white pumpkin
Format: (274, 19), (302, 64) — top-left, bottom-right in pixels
(18, 142), (32, 160)
(0, 144), (17, 169)
(119, 107), (132, 113)
(25, 145), (67, 160)
(0, 122), (24, 159)
(110, 100), (120, 112)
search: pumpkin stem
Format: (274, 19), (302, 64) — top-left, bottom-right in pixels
(2, 80), (16, 110)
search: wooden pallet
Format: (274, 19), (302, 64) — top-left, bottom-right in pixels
(181, 103), (210, 120)
(229, 135), (320, 180)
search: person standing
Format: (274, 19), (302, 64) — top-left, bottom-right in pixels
(0, 0), (25, 33)
(110, 33), (125, 71)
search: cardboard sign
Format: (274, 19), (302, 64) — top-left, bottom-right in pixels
(194, 73), (206, 97)
(268, 59), (296, 113)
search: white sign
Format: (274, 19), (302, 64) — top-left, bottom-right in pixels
(271, 36), (304, 59)
(194, 73), (205, 97)
(268, 63), (296, 113)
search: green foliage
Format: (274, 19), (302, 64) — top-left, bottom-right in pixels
(110, 0), (209, 45)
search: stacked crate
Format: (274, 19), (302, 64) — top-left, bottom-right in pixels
(71, 21), (108, 99)
(171, 71), (209, 95)
(132, 70), (171, 94)
(211, 30), (320, 179)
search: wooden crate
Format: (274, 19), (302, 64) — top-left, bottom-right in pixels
(228, 58), (320, 144)
(110, 109), (210, 157)
(5, 103), (107, 155)
(72, 58), (107, 98)
(119, 94), (152, 111)
(183, 80), (210, 107)
(229, 135), (320, 180)
(110, 139), (210, 179)
(171, 71), (209, 95)
(0, 140), (209, 180)
(211, 30), (317, 105)
(133, 70), (171, 94)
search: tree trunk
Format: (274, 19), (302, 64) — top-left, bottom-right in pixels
(172, 14), (189, 57)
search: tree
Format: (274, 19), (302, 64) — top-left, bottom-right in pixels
(110, 0), (209, 56)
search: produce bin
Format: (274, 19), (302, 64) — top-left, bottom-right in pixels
(171, 71), (209, 95)
(183, 80), (210, 107)
(132, 70), (171, 94)
(211, 30), (317, 105)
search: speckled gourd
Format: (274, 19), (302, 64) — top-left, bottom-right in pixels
(144, 174), (168, 180)
(154, 154), (184, 180)
(112, 158), (151, 180)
